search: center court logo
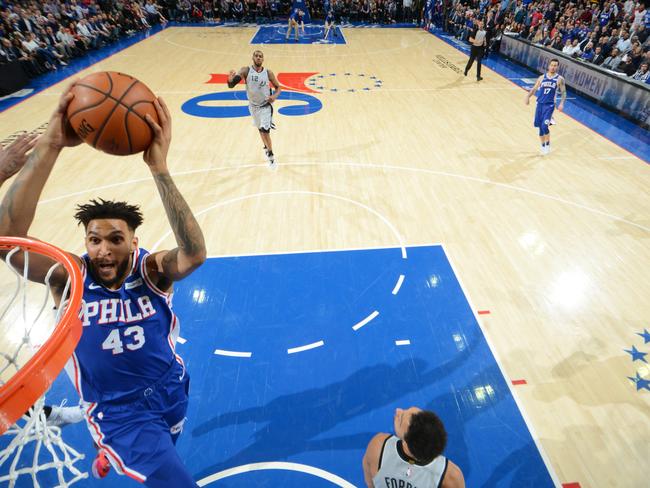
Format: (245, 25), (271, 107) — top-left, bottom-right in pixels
(181, 72), (323, 118)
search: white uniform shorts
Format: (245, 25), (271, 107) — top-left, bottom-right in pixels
(249, 104), (274, 131)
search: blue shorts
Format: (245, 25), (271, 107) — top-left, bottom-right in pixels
(84, 361), (190, 483)
(534, 102), (555, 128)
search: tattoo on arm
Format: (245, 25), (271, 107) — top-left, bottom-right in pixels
(559, 78), (567, 103)
(153, 173), (206, 259)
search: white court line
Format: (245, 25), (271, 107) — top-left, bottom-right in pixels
(205, 242), (441, 260)
(352, 310), (379, 331)
(149, 190), (408, 259)
(37, 161), (650, 233)
(392, 274), (405, 295)
(287, 340), (324, 354)
(177, 337), (187, 344)
(214, 349), (252, 358)
(395, 339), (411, 346)
(198, 461), (356, 487)
(249, 26), (260, 44)
(441, 243), (562, 486)
(338, 26), (348, 44)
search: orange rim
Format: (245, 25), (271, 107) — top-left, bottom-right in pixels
(0, 237), (82, 435)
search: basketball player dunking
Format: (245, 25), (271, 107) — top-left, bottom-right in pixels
(363, 407), (465, 488)
(0, 87), (206, 487)
(525, 58), (566, 155)
(227, 50), (282, 169)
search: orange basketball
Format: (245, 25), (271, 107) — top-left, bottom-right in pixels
(67, 72), (158, 156)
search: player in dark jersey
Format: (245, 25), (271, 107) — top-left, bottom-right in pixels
(525, 58), (566, 155)
(0, 86), (206, 487)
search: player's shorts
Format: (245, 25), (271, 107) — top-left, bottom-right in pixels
(84, 361), (190, 482)
(249, 103), (274, 131)
(534, 102), (555, 128)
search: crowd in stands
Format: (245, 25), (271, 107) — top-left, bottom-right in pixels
(0, 0), (425, 82)
(438, 0), (650, 84)
(0, 1), (168, 77)
(2, 0), (649, 85)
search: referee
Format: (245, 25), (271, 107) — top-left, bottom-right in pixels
(464, 17), (486, 81)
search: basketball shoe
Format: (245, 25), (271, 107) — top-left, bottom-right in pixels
(92, 449), (111, 479)
(265, 148), (277, 170)
(47, 404), (85, 428)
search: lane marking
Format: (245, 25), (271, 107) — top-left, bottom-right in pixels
(352, 310), (379, 331)
(177, 337), (187, 344)
(443, 243), (562, 487)
(395, 339), (411, 346)
(392, 274), (405, 295)
(213, 349), (252, 358)
(287, 340), (325, 354)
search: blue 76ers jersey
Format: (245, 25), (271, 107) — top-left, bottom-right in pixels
(67, 248), (184, 404)
(536, 74), (559, 105)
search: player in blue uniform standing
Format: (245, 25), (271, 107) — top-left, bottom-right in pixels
(525, 58), (566, 155)
(0, 86), (206, 487)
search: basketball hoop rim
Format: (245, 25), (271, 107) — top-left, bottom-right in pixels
(0, 236), (83, 435)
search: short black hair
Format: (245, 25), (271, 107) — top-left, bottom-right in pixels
(74, 198), (143, 231)
(404, 410), (447, 463)
(549, 58), (560, 64)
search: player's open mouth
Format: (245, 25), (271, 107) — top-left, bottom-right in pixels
(98, 263), (115, 272)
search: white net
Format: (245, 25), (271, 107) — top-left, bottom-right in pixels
(0, 245), (88, 487)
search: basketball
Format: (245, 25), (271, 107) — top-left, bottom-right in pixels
(67, 72), (158, 156)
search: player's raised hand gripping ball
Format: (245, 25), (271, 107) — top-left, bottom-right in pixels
(66, 71), (159, 156)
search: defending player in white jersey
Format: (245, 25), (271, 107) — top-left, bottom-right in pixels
(0, 86), (207, 487)
(227, 50), (282, 169)
(363, 407), (465, 488)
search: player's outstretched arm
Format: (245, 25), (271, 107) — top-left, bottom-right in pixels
(144, 97), (206, 285)
(0, 133), (38, 188)
(0, 84), (80, 238)
(227, 66), (249, 88)
(0, 85), (82, 288)
(525, 75), (542, 105)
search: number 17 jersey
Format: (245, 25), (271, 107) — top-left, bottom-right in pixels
(536, 73), (559, 105)
(68, 248), (184, 404)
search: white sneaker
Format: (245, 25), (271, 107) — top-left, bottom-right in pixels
(47, 404), (85, 428)
(550, 118), (556, 125)
(540, 145), (547, 155)
(265, 149), (277, 170)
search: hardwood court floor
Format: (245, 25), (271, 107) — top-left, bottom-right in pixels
(1, 27), (649, 487)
